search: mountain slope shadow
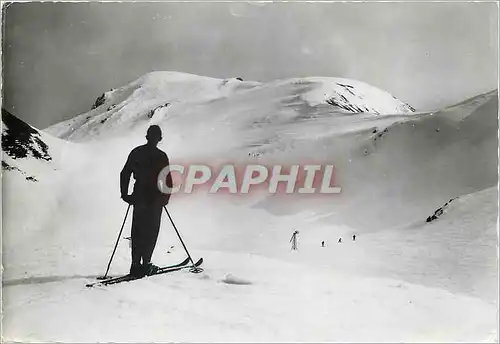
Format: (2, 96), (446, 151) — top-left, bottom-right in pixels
(3, 274), (118, 287)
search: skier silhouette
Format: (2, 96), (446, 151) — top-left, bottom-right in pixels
(290, 230), (299, 250)
(120, 125), (173, 277)
(338, 237), (342, 243)
(321, 241), (325, 247)
(352, 234), (356, 241)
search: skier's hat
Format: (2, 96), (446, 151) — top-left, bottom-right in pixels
(146, 125), (162, 141)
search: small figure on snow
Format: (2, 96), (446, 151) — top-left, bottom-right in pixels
(338, 237), (342, 243)
(290, 230), (299, 250)
(352, 234), (356, 241)
(321, 241), (325, 247)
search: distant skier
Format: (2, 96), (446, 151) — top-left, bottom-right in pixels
(290, 230), (299, 250)
(120, 125), (173, 277)
(321, 241), (325, 247)
(338, 237), (342, 243)
(352, 234), (356, 241)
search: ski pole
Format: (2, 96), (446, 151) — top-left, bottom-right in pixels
(100, 204), (131, 279)
(163, 206), (198, 270)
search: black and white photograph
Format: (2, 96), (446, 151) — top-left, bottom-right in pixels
(1, 1), (498, 342)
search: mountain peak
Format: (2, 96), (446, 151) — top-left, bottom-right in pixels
(46, 71), (416, 142)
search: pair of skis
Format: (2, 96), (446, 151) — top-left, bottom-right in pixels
(86, 257), (203, 288)
(88, 206), (202, 288)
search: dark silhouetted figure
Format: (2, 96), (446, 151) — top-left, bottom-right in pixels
(321, 241), (325, 247)
(290, 230), (299, 250)
(352, 234), (356, 241)
(338, 238), (342, 243)
(120, 125), (173, 277)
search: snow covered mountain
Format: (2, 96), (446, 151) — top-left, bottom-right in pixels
(45, 71), (414, 141)
(2, 71), (497, 343)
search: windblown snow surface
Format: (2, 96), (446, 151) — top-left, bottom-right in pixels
(2, 72), (498, 342)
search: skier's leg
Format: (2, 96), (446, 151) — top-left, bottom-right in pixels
(142, 205), (162, 270)
(130, 204), (144, 276)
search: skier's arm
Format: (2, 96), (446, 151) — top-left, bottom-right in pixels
(165, 156), (173, 190)
(160, 154), (173, 205)
(120, 152), (134, 198)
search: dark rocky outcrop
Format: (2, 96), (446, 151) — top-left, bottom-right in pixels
(2, 108), (51, 161)
(92, 93), (106, 110)
(426, 198), (457, 223)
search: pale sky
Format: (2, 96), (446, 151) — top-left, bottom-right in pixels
(2, 1), (498, 128)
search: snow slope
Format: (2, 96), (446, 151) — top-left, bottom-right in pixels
(2, 72), (497, 342)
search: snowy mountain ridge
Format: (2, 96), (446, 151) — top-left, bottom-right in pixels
(45, 71), (414, 141)
(299, 76), (415, 113)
